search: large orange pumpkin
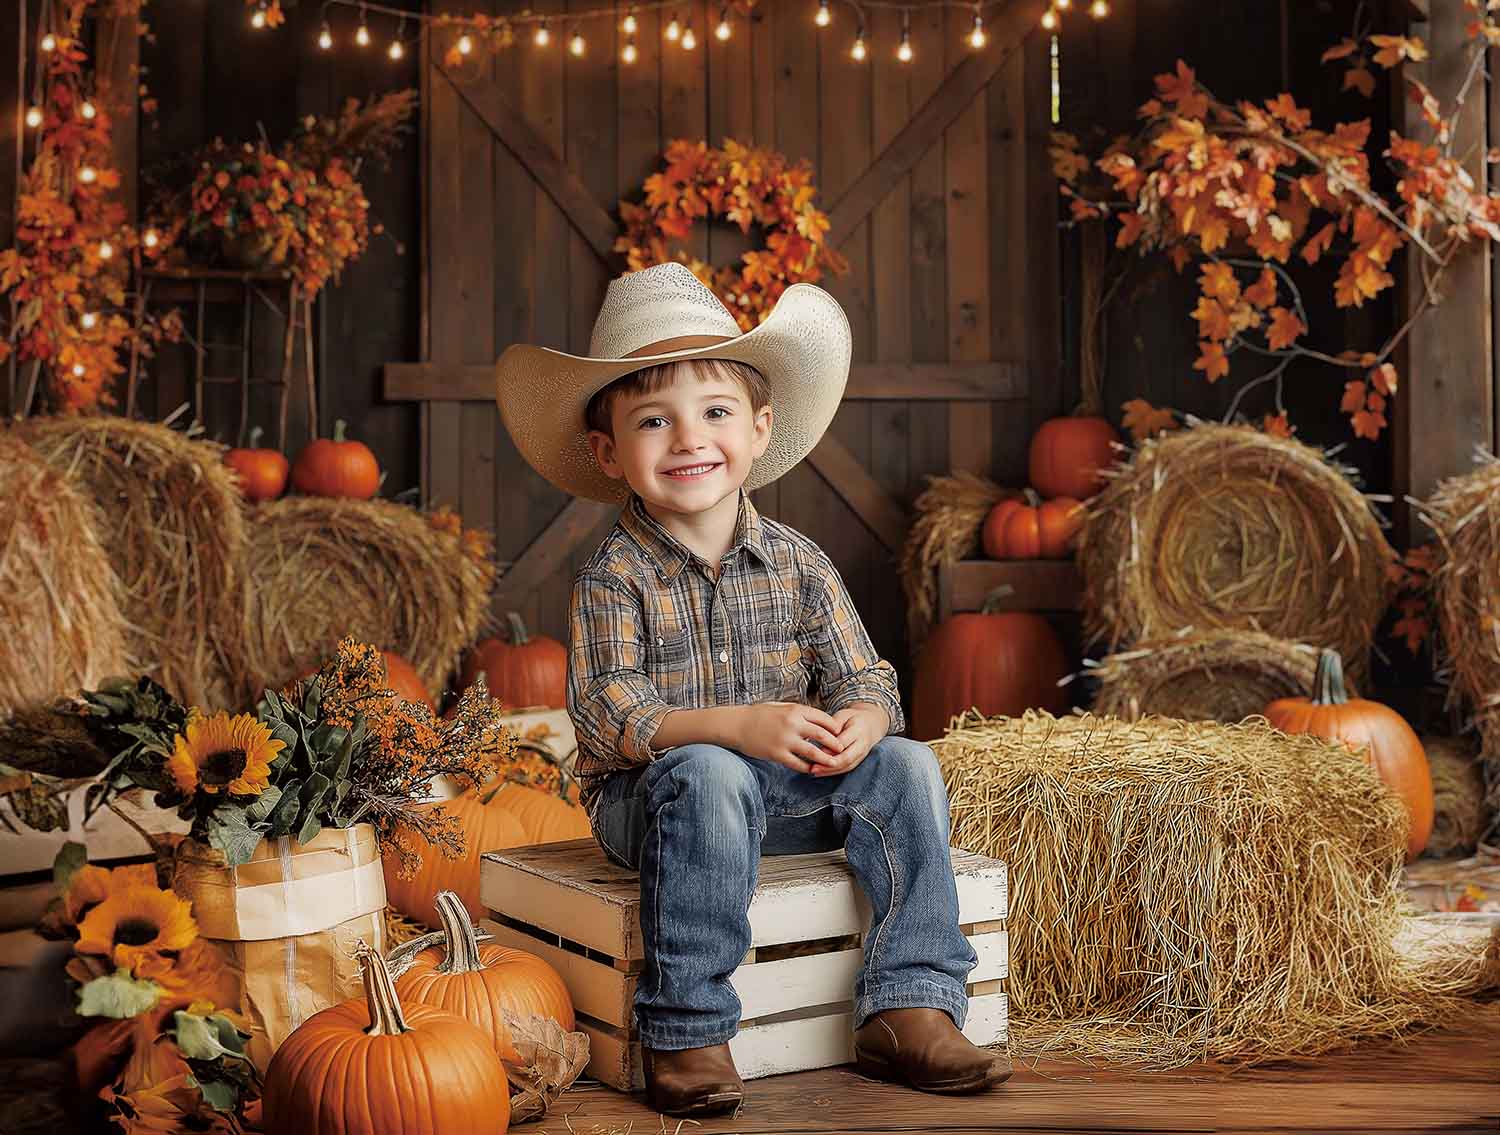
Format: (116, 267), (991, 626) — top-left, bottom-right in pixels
(487, 781), (591, 845)
(1264, 648), (1433, 861)
(381, 652), (433, 710)
(981, 491), (1083, 560)
(224, 426), (289, 502)
(265, 943), (509, 1135)
(911, 594), (1070, 741)
(397, 890), (575, 1064)
(382, 792), (529, 926)
(461, 612), (568, 709)
(1028, 415), (1119, 500)
(291, 419), (382, 499)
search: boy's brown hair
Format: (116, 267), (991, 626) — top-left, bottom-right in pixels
(584, 357), (771, 438)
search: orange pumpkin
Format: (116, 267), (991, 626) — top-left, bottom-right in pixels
(461, 612), (568, 709)
(487, 781), (591, 845)
(291, 419), (381, 499)
(265, 943), (509, 1135)
(1028, 415), (1119, 500)
(382, 792), (529, 926)
(224, 426), (289, 502)
(1264, 648), (1434, 861)
(397, 890), (575, 1064)
(981, 490), (1083, 560)
(911, 593), (1070, 741)
(381, 652), (433, 711)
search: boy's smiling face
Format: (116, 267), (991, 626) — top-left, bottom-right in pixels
(586, 362), (773, 519)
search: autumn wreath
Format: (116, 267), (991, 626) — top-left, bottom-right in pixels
(616, 139), (847, 331)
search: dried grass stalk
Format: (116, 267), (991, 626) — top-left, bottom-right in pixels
(1091, 631), (1323, 724)
(244, 497), (494, 698)
(1423, 457), (1500, 837)
(1423, 735), (1486, 858)
(899, 472), (1013, 655)
(1078, 423), (1391, 687)
(16, 417), (252, 709)
(0, 432), (129, 712)
(933, 710), (1499, 1066)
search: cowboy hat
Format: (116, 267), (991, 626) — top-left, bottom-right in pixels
(494, 262), (852, 504)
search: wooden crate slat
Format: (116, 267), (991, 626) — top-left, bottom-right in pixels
(480, 917), (636, 1028)
(480, 843), (640, 958)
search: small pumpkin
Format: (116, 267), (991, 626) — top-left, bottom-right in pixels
(911, 591), (1070, 741)
(1264, 648), (1434, 861)
(397, 890), (575, 1064)
(981, 490), (1084, 560)
(461, 612), (568, 709)
(381, 651), (433, 711)
(382, 790), (529, 926)
(265, 943), (509, 1135)
(224, 426), (289, 502)
(1028, 415), (1119, 500)
(291, 418), (381, 499)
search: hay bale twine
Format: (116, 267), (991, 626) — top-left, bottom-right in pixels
(1423, 458), (1500, 835)
(244, 498), (494, 697)
(16, 417), (252, 709)
(933, 710), (1497, 1066)
(0, 433), (129, 712)
(1423, 735), (1486, 858)
(1077, 423), (1391, 686)
(1090, 631), (1324, 724)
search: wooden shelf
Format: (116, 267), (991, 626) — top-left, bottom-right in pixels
(937, 559), (1083, 618)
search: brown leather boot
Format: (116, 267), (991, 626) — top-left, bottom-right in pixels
(853, 1007), (1013, 1094)
(642, 1042), (744, 1117)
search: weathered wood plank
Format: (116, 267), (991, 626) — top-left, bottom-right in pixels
(493, 498), (616, 607)
(804, 433), (908, 554)
(940, 558), (1084, 617)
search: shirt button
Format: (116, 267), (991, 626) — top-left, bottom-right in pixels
(718, 650), (729, 663)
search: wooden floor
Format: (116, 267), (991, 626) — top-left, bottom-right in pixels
(530, 1028), (1500, 1135)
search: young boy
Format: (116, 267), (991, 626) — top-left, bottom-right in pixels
(495, 262), (1011, 1117)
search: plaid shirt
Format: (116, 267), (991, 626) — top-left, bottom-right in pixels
(567, 490), (905, 814)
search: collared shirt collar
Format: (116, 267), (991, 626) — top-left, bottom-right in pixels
(621, 489), (772, 581)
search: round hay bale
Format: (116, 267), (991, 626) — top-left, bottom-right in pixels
(16, 417), (252, 709)
(1423, 458), (1500, 833)
(0, 433), (129, 712)
(244, 498), (494, 698)
(1090, 631), (1323, 724)
(1423, 735), (1486, 858)
(933, 710), (1498, 1066)
(1077, 423), (1391, 686)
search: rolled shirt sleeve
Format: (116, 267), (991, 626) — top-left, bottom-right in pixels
(566, 572), (676, 766)
(800, 549), (906, 735)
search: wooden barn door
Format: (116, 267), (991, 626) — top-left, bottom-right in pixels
(387, 0), (1058, 681)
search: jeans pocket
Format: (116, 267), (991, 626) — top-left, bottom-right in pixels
(591, 780), (646, 870)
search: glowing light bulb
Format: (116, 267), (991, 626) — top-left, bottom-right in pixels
(356, 12), (371, 46)
(816, 0), (831, 27)
(79, 165), (97, 184)
(25, 105), (42, 129)
(41, 33), (57, 52)
(715, 9), (731, 40)
(1057, 0), (1071, 8)
(569, 30), (586, 55)
(80, 100), (96, 120)
(98, 241), (113, 260)
(143, 228), (160, 249)
(622, 37), (638, 63)
(319, 22), (333, 49)
(897, 34), (912, 62)
(389, 38), (404, 59)
(1041, 7), (1057, 29)
(850, 31), (867, 61)
(457, 32), (473, 54)
(81, 312), (98, 330)
(251, 4), (267, 29)
(535, 20), (550, 46)
(681, 25), (697, 49)
(969, 12), (986, 47)
(623, 9), (638, 34)
(72, 363), (86, 377)
(1090, 0), (1109, 16)
(665, 14), (681, 40)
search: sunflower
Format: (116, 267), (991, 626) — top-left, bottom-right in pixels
(155, 939), (241, 1012)
(166, 711), (283, 796)
(76, 886), (198, 979)
(62, 862), (159, 928)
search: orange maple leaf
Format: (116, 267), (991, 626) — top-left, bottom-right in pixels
(1155, 61), (1210, 118)
(1301, 221), (1337, 265)
(1262, 411), (1294, 438)
(1244, 267), (1278, 309)
(1192, 295), (1233, 341)
(1369, 362), (1398, 396)
(1321, 38), (1360, 62)
(1193, 340), (1231, 383)
(1370, 34), (1428, 68)
(1199, 261), (1241, 304)
(1121, 398), (1180, 441)
(1265, 93), (1312, 131)
(1352, 406), (1387, 439)
(1341, 379), (1368, 415)
(1266, 306), (1306, 350)
(1168, 245), (1193, 273)
(1343, 66), (1376, 98)
(1138, 98), (1165, 119)
(1116, 211), (1147, 248)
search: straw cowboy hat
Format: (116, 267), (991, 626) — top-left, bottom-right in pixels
(494, 262), (852, 504)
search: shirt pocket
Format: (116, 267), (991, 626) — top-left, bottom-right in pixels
(645, 626), (694, 704)
(750, 618), (808, 702)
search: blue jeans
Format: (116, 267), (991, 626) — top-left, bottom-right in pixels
(589, 735), (978, 1050)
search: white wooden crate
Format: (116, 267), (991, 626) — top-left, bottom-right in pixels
(480, 839), (1007, 1090)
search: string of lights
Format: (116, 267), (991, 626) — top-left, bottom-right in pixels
(238, 0), (1106, 66)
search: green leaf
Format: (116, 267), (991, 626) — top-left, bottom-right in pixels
(173, 1008), (249, 1061)
(245, 785), (283, 824)
(267, 779), (303, 836)
(206, 807), (263, 867)
(299, 772), (330, 813)
(196, 1077), (240, 1113)
(52, 841), (89, 892)
(212, 1013), (249, 1058)
(333, 729), (355, 782)
(295, 808), (322, 847)
(78, 969), (163, 1018)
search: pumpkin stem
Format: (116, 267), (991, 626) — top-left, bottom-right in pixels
(248, 425), (263, 449)
(1311, 648), (1350, 706)
(505, 610), (531, 646)
(980, 585), (1016, 615)
(357, 942), (413, 1036)
(432, 890), (485, 975)
(1022, 488), (1042, 508)
(333, 418), (348, 443)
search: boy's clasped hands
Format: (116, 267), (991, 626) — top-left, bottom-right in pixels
(738, 700), (891, 777)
